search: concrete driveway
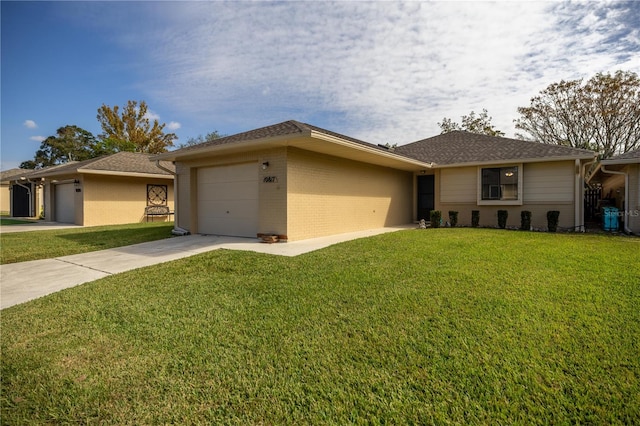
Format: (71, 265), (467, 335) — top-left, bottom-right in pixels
(0, 226), (411, 309)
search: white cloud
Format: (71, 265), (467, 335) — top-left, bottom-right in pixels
(166, 121), (181, 131)
(30, 136), (46, 142)
(143, 110), (161, 121)
(23, 120), (37, 129)
(118, 1), (640, 142)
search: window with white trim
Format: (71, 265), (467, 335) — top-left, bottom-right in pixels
(477, 165), (523, 205)
(481, 167), (518, 200)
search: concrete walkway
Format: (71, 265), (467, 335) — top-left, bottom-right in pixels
(0, 226), (411, 309)
(0, 221), (83, 234)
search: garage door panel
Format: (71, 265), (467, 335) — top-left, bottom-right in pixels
(199, 181), (259, 199)
(197, 163), (258, 237)
(55, 183), (75, 224)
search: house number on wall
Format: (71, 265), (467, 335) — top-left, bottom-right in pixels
(263, 176), (278, 183)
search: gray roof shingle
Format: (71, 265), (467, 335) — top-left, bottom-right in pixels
(168, 120), (390, 155)
(28, 152), (174, 178)
(395, 131), (596, 166)
(604, 148), (640, 162)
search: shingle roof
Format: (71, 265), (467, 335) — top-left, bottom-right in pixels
(168, 120), (389, 155)
(1, 168), (33, 182)
(28, 152), (174, 178)
(604, 148), (640, 162)
(395, 131), (596, 166)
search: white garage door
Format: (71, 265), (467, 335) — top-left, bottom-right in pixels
(55, 183), (75, 224)
(197, 163), (259, 237)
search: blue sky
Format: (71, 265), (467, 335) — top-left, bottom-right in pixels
(2, 1), (639, 170)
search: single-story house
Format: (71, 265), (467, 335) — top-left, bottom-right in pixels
(27, 152), (175, 226)
(1, 168), (44, 218)
(153, 120), (597, 241)
(588, 148), (640, 234)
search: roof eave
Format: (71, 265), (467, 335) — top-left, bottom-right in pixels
(600, 158), (640, 166)
(432, 154), (596, 169)
(151, 133), (306, 162)
(77, 169), (173, 179)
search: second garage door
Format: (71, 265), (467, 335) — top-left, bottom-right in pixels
(55, 183), (76, 224)
(197, 163), (259, 237)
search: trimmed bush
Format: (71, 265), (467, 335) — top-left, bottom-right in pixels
(520, 211), (532, 231)
(547, 211), (560, 232)
(448, 211), (459, 228)
(497, 210), (508, 229)
(471, 210), (480, 228)
(430, 210), (442, 228)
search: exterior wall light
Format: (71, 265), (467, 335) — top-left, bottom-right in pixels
(261, 161), (269, 170)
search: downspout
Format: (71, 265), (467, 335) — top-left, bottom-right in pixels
(15, 179), (33, 218)
(155, 160), (190, 236)
(600, 165), (632, 234)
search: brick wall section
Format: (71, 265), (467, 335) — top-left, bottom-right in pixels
(178, 148), (288, 235)
(82, 175), (174, 226)
(287, 147), (413, 240)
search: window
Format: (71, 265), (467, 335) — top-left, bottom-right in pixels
(480, 166), (519, 202)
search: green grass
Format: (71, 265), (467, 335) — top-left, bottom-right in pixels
(1, 229), (639, 424)
(0, 218), (37, 226)
(0, 222), (174, 264)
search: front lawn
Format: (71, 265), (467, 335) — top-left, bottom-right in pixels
(0, 222), (174, 264)
(1, 229), (638, 424)
(0, 218), (37, 226)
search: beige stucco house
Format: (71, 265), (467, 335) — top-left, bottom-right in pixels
(1, 168), (44, 218)
(588, 148), (640, 234)
(29, 152), (175, 226)
(153, 120), (597, 241)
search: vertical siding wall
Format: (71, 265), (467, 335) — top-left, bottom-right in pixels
(437, 161), (578, 229)
(82, 175), (174, 226)
(287, 147), (413, 240)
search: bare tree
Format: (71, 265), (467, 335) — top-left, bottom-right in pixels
(515, 71), (640, 158)
(438, 109), (505, 136)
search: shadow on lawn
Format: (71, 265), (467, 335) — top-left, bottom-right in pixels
(57, 225), (175, 249)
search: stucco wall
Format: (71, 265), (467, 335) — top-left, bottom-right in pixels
(436, 161), (579, 230)
(81, 175), (174, 226)
(287, 147), (413, 240)
(1, 184), (10, 213)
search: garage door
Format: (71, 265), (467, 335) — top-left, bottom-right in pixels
(197, 163), (259, 237)
(55, 183), (75, 223)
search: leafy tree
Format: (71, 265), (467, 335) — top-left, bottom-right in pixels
(20, 125), (104, 169)
(96, 100), (177, 154)
(515, 70), (640, 158)
(438, 109), (505, 136)
(175, 130), (224, 149)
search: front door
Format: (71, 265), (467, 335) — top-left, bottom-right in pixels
(417, 175), (434, 221)
(11, 184), (30, 217)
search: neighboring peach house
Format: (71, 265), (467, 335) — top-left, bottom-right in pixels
(152, 120), (597, 241)
(27, 152), (175, 226)
(588, 148), (640, 234)
(1, 168), (44, 218)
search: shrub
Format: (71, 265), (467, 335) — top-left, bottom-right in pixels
(430, 210), (442, 228)
(520, 211), (532, 231)
(448, 211), (459, 228)
(471, 210), (480, 228)
(547, 211), (560, 232)
(497, 210), (508, 229)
